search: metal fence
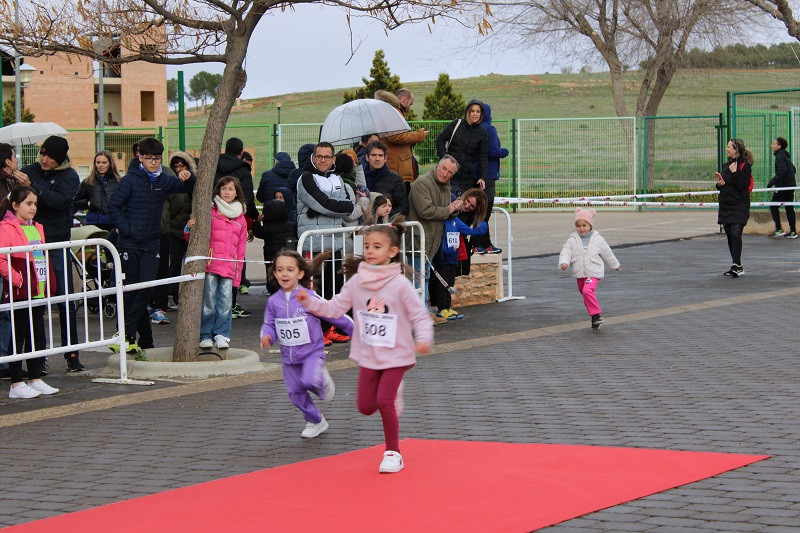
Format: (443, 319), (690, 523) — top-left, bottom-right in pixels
(515, 117), (637, 199)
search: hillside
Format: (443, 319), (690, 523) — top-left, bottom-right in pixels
(170, 69), (800, 125)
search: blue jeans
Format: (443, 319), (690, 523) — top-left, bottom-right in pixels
(200, 273), (233, 341)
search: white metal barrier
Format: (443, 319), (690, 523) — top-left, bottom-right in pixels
(297, 221), (426, 303)
(492, 207), (525, 302)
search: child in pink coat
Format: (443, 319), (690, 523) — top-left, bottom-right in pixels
(185, 176), (248, 349)
(298, 218), (433, 474)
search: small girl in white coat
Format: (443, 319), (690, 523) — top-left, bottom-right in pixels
(559, 208), (621, 329)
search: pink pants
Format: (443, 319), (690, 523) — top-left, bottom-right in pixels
(357, 365), (413, 452)
(576, 277), (602, 316)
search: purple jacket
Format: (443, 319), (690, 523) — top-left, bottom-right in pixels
(261, 287), (354, 364)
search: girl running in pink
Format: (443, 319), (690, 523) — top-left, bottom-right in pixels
(297, 218), (433, 473)
(559, 207), (621, 329)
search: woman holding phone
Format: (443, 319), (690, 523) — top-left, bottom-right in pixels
(716, 138), (753, 278)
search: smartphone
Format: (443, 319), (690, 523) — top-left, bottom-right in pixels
(715, 172), (723, 180)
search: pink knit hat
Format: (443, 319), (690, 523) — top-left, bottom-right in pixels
(574, 207), (596, 226)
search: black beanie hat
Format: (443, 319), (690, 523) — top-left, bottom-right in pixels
(40, 136), (69, 165)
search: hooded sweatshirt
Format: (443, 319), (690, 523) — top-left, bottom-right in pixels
(434, 99), (489, 191)
(472, 103), (509, 180)
(257, 153), (296, 204)
(288, 144), (315, 205)
(300, 261), (434, 370)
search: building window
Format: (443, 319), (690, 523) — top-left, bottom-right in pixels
(141, 91), (154, 121)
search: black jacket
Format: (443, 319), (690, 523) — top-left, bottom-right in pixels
(435, 98), (489, 192)
(363, 163), (409, 216)
(22, 159), (80, 242)
(768, 148), (796, 201)
(257, 159), (296, 205)
(717, 157), (751, 225)
(287, 144), (315, 207)
(74, 174), (119, 226)
(215, 153), (258, 220)
(253, 199), (295, 263)
(109, 165), (195, 252)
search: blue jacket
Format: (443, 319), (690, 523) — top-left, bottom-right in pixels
(473, 103), (508, 180)
(260, 287), (353, 364)
(257, 156), (296, 205)
(440, 217), (488, 264)
(108, 164), (195, 252)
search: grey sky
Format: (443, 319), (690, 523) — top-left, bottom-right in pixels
(167, 5), (547, 99)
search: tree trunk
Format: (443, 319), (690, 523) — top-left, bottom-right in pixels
(172, 35), (249, 362)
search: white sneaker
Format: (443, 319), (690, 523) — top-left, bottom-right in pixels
(214, 335), (230, 349)
(199, 338), (214, 349)
(379, 451), (404, 473)
(9, 382), (41, 399)
(321, 366), (335, 401)
(301, 417), (329, 438)
(395, 379), (405, 417)
(28, 380), (59, 395)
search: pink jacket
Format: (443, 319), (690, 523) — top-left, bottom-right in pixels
(186, 205), (248, 288)
(301, 262), (434, 370)
(0, 211), (52, 297)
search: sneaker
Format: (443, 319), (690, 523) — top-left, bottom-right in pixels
(733, 265), (745, 276)
(430, 312), (447, 325)
(395, 380), (405, 417)
(787, 232), (798, 239)
(168, 295), (179, 309)
(28, 380), (59, 395)
(231, 304), (252, 318)
(199, 338), (214, 349)
(323, 335), (332, 347)
(321, 366), (335, 401)
(150, 309), (169, 324)
(435, 309), (450, 320)
(65, 353), (85, 372)
(239, 285), (249, 295)
(214, 335), (230, 349)
(723, 265), (739, 277)
(444, 308), (464, 320)
(301, 417), (329, 438)
(591, 314), (604, 329)
(324, 327), (350, 343)
(484, 245), (502, 254)
(772, 230), (786, 237)
(379, 451), (404, 473)
(9, 382), (41, 399)
(472, 246), (487, 254)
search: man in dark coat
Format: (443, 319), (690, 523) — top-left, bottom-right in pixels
(257, 152), (296, 205)
(362, 140), (408, 217)
(767, 136), (797, 238)
(21, 136), (84, 371)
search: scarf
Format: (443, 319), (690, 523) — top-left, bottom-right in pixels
(357, 261), (402, 291)
(213, 196), (243, 219)
(139, 162), (162, 183)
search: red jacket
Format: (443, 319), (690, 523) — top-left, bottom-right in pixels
(0, 211), (54, 299)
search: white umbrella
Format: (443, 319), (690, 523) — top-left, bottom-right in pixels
(320, 99), (410, 145)
(0, 122), (68, 145)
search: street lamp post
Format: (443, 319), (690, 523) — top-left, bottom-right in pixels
(13, 63), (36, 156)
(277, 101), (282, 125)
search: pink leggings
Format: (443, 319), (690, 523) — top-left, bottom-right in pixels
(357, 365), (413, 452)
(576, 277), (602, 316)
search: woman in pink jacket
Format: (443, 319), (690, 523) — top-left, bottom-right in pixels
(185, 176), (248, 349)
(298, 218), (433, 474)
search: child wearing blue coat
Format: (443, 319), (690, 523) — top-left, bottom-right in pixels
(430, 189), (488, 320)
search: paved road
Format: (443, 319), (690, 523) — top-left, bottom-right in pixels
(1, 214), (800, 530)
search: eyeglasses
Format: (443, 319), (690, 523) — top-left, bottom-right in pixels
(141, 156), (162, 163)
(314, 154), (334, 161)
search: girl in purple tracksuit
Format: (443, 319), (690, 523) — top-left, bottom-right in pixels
(298, 219), (434, 474)
(260, 250), (353, 439)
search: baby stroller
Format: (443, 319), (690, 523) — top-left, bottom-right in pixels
(69, 226), (118, 319)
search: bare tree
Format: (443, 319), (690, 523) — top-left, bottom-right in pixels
(482, 0), (754, 188)
(746, 0), (800, 41)
(1, 0), (474, 361)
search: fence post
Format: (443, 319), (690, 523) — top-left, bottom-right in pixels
(272, 123), (279, 159)
(511, 118), (518, 213)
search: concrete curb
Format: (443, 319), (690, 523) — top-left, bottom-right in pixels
(98, 348), (279, 380)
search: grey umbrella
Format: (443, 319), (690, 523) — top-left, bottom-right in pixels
(0, 122), (68, 145)
(319, 99), (410, 145)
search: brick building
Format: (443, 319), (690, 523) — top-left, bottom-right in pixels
(0, 42), (166, 175)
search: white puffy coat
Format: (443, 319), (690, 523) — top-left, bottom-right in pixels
(558, 231), (620, 279)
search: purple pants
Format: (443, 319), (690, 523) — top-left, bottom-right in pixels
(282, 354), (326, 424)
(357, 365), (414, 452)
(577, 277), (602, 316)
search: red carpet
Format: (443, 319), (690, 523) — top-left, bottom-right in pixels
(7, 439), (767, 532)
